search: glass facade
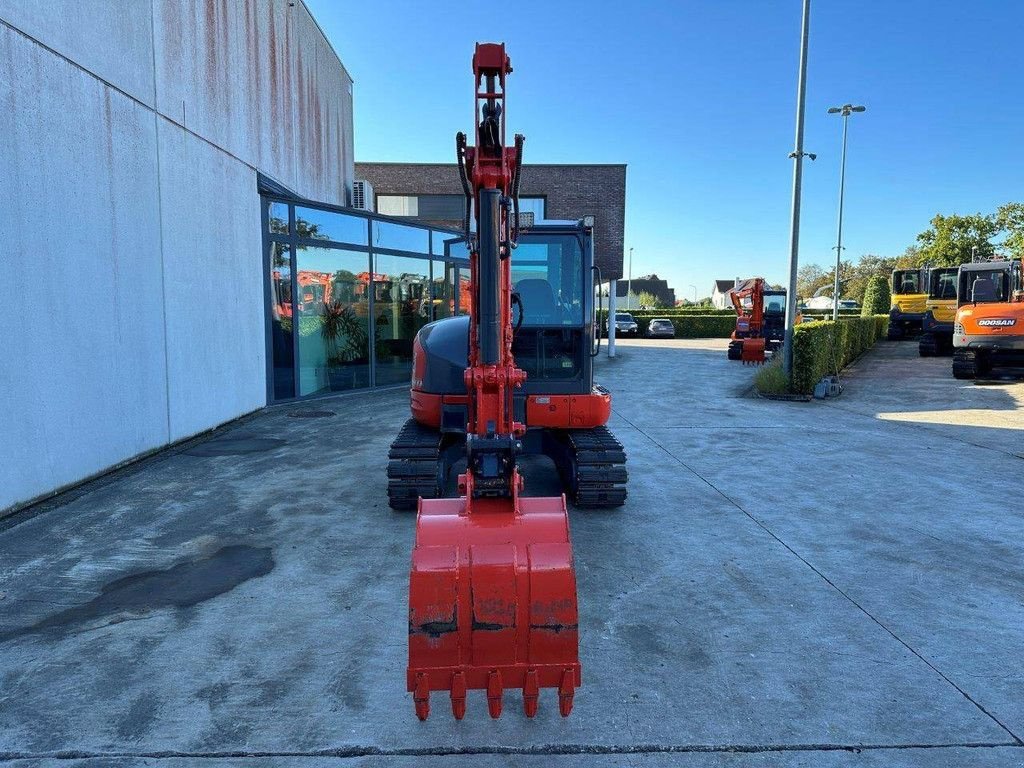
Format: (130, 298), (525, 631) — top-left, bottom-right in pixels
(262, 197), (466, 401)
(296, 247), (371, 395)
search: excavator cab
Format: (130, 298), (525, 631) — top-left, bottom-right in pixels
(952, 260), (1024, 379)
(887, 267), (929, 340)
(919, 266), (960, 356)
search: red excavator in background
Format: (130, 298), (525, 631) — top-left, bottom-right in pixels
(399, 43), (593, 722)
(727, 278), (791, 364)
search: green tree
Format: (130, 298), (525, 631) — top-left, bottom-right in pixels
(914, 212), (999, 266)
(860, 275), (891, 316)
(844, 254), (898, 304)
(636, 290), (663, 309)
(996, 202), (1024, 259)
(797, 264), (829, 300)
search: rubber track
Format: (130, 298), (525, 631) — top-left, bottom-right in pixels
(567, 426), (628, 508)
(386, 419), (442, 511)
(952, 350), (977, 380)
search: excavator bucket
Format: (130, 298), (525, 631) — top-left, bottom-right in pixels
(408, 494), (581, 720)
(741, 337), (766, 365)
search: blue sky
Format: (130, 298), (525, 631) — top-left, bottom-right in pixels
(308, 0), (1023, 299)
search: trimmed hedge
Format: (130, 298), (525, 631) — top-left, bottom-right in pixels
(861, 276), (891, 317)
(791, 315), (888, 394)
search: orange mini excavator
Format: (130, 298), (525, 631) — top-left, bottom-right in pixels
(727, 278), (790, 364)
(398, 43), (602, 721)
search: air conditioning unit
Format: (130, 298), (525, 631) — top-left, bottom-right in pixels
(352, 180), (374, 212)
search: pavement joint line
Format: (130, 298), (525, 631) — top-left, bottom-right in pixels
(611, 407), (1024, 747)
(0, 741), (1020, 762)
(819, 399), (1024, 460)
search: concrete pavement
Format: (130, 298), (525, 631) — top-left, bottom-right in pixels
(1, 338), (1023, 766)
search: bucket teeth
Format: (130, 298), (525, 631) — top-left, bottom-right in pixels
(450, 672), (467, 720)
(414, 673), (430, 721)
(486, 670), (504, 719)
(558, 668), (576, 717)
(523, 669), (540, 718)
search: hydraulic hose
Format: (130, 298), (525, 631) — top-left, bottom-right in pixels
(455, 132), (472, 242)
(510, 133), (525, 247)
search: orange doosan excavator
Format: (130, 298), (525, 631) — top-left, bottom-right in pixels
(952, 258), (1024, 379)
(393, 43), (626, 721)
(727, 278), (790, 364)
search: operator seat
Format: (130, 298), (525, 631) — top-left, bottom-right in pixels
(515, 278), (561, 325)
(767, 300), (783, 313)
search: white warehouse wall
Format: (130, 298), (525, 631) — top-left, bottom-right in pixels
(0, 1), (354, 512)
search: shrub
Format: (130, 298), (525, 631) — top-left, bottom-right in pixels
(669, 315), (736, 338)
(754, 357), (789, 395)
(790, 315), (888, 394)
(861, 275), (891, 316)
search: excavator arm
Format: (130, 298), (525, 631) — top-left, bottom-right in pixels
(406, 43), (581, 721)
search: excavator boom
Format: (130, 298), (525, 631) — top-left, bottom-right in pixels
(406, 43), (581, 721)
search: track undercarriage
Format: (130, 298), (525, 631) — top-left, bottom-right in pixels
(388, 420), (627, 511)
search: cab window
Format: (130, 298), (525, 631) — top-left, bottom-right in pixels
(893, 270), (921, 294)
(958, 269), (1010, 305)
(511, 234), (584, 327)
(930, 270), (957, 300)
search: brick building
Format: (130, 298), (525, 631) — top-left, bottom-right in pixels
(354, 162), (627, 280)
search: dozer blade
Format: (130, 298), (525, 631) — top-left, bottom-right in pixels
(408, 495), (581, 720)
(741, 338), (766, 365)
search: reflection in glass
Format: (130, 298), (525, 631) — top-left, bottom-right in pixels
(269, 202), (289, 235)
(432, 230), (457, 256)
(373, 220), (429, 254)
(269, 241), (294, 399)
(296, 247), (371, 395)
(446, 239), (471, 260)
(432, 260), (453, 320)
(458, 267), (472, 316)
(295, 206), (369, 246)
(373, 254), (431, 385)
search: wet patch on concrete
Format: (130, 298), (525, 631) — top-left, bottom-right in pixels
(286, 409), (336, 418)
(184, 437), (286, 456)
(0, 545), (274, 643)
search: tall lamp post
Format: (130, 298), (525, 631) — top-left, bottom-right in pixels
(688, 284), (697, 304)
(783, 0), (813, 383)
(627, 247), (634, 309)
(827, 103), (866, 321)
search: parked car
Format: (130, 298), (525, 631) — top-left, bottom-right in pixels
(645, 318), (675, 338)
(605, 312), (639, 336)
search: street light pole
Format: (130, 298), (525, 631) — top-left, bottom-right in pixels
(783, 0), (813, 382)
(688, 284), (697, 304)
(627, 247), (634, 310)
(828, 103), (865, 321)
